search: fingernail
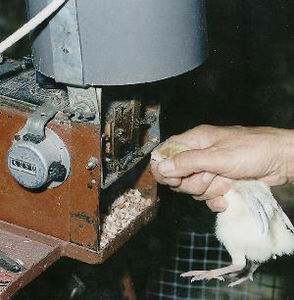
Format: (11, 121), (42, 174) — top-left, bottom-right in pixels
(158, 159), (175, 175)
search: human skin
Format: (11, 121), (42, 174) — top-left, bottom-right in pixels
(151, 125), (294, 212)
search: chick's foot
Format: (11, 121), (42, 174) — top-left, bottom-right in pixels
(228, 262), (260, 287)
(181, 264), (244, 283)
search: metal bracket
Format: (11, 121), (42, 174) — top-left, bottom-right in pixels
(21, 99), (69, 143)
(66, 87), (101, 124)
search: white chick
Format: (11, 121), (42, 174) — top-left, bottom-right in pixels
(151, 140), (294, 287)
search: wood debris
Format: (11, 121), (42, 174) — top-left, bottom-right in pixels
(100, 189), (152, 248)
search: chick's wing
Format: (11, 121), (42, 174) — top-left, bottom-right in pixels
(232, 180), (294, 234)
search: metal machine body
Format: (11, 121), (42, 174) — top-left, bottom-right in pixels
(0, 0), (208, 297)
(0, 70), (159, 298)
(26, 0), (208, 86)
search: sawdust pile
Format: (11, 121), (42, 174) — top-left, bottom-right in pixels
(100, 189), (152, 248)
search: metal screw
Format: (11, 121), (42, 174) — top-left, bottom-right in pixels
(86, 157), (99, 170)
(14, 135), (21, 141)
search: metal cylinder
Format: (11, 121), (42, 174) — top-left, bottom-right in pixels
(26, 0), (208, 86)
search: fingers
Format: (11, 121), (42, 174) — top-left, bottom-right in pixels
(198, 176), (232, 199)
(158, 148), (229, 178)
(206, 197), (228, 212)
(170, 173), (231, 200)
(167, 125), (241, 149)
(150, 160), (181, 187)
(167, 125), (216, 149)
(152, 155), (231, 213)
(170, 172), (216, 195)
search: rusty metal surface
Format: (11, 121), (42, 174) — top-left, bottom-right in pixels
(102, 97), (160, 189)
(0, 224), (61, 300)
(64, 200), (159, 264)
(0, 101), (101, 251)
(0, 193), (157, 267)
(0, 98), (158, 259)
(0, 90), (159, 298)
(0, 190), (157, 298)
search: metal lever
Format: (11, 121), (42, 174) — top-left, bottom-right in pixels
(21, 99), (68, 143)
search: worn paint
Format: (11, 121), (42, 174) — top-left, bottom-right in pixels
(0, 101), (101, 249)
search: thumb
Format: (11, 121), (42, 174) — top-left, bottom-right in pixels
(157, 148), (227, 178)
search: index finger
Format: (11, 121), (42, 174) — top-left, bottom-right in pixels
(158, 147), (230, 178)
(167, 125), (216, 149)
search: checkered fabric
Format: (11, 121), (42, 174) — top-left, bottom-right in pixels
(145, 231), (293, 300)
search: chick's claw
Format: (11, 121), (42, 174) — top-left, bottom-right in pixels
(216, 276), (225, 281)
(181, 270), (206, 278)
(228, 275), (253, 288)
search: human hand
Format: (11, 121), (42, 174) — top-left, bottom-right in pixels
(151, 125), (294, 212)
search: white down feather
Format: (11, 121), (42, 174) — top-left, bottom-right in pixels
(216, 180), (294, 263)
